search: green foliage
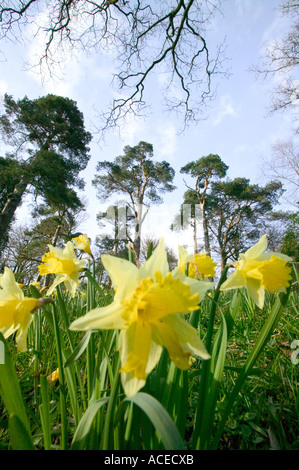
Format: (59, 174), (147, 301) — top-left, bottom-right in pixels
(0, 93), (92, 253)
(93, 141), (176, 205)
(280, 212), (299, 261)
(180, 153), (229, 184)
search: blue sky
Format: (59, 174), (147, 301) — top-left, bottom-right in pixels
(0, 0), (297, 254)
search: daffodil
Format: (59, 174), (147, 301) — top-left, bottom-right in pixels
(30, 281), (40, 289)
(47, 368), (59, 383)
(70, 240), (213, 397)
(175, 246), (217, 279)
(0, 268), (53, 352)
(38, 242), (86, 297)
(220, 234), (292, 309)
(72, 233), (93, 257)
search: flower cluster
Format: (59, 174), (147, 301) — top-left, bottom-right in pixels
(70, 239), (214, 396)
(0, 233), (293, 397)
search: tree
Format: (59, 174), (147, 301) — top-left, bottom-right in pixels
(180, 154), (228, 255)
(92, 141), (176, 262)
(206, 178), (284, 270)
(261, 139), (299, 207)
(0, 203), (85, 285)
(0, 93), (92, 252)
(0, 1), (227, 133)
(279, 211), (299, 261)
(96, 203), (135, 257)
(253, 0), (299, 131)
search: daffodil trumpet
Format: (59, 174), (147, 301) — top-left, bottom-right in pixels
(220, 234), (292, 309)
(0, 268), (54, 352)
(70, 240), (214, 397)
(38, 242), (87, 297)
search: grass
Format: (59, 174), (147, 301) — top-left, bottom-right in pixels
(0, 268), (298, 451)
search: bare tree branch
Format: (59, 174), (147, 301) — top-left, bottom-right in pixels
(0, 0), (228, 135)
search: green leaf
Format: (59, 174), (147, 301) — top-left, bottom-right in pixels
(8, 414), (35, 450)
(123, 392), (185, 450)
(70, 398), (109, 450)
(85, 270), (106, 296)
(0, 333), (31, 436)
(65, 330), (92, 367)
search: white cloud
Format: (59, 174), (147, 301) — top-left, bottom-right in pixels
(157, 123), (178, 161)
(212, 94), (236, 125)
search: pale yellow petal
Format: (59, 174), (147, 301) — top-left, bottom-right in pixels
(1, 324), (18, 340)
(244, 234), (268, 260)
(119, 326), (162, 397)
(220, 268), (246, 291)
(139, 239), (169, 280)
(0, 268), (23, 301)
(162, 315), (210, 360)
(15, 312), (33, 352)
(46, 274), (68, 296)
(173, 271), (214, 300)
(246, 277), (265, 309)
(101, 254), (140, 300)
(258, 252), (293, 262)
(120, 321), (152, 379)
(69, 300), (126, 331)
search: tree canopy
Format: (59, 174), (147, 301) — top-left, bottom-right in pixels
(93, 141), (176, 260)
(0, 93), (92, 252)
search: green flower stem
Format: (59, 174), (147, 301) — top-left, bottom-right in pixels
(52, 303), (68, 449)
(101, 355), (121, 450)
(39, 374), (51, 450)
(86, 266), (96, 402)
(192, 266), (229, 449)
(212, 287), (291, 449)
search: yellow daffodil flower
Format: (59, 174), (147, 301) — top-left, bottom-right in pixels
(220, 234), (292, 309)
(72, 233), (93, 256)
(70, 240), (214, 397)
(38, 242), (86, 297)
(47, 368), (59, 383)
(30, 281), (40, 288)
(0, 268), (53, 352)
(175, 246), (217, 279)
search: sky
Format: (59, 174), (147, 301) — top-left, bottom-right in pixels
(0, 0), (298, 256)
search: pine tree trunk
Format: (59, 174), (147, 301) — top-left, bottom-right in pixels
(133, 202), (142, 262)
(0, 178), (28, 253)
(200, 202), (211, 257)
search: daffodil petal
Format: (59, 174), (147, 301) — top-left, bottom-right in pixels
(154, 321), (193, 370)
(246, 278), (264, 309)
(119, 326), (162, 397)
(0, 268), (23, 301)
(139, 239), (169, 279)
(258, 252), (293, 262)
(220, 268), (246, 291)
(120, 321), (152, 379)
(101, 254), (140, 299)
(162, 315), (211, 360)
(173, 271), (214, 299)
(15, 312), (33, 352)
(69, 300), (126, 331)
(46, 274), (68, 296)
(244, 234), (268, 260)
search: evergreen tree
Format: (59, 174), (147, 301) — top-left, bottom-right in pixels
(180, 154), (228, 255)
(92, 141), (176, 262)
(0, 94), (92, 252)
